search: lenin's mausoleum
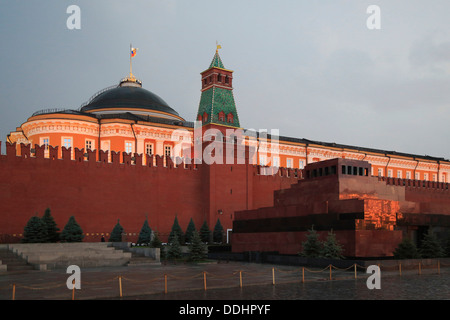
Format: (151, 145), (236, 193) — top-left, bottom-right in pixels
(1, 49), (450, 258)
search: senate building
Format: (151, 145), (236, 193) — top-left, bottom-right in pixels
(1, 48), (450, 257)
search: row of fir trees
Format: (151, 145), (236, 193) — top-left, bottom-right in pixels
(22, 209), (83, 243)
(110, 216), (225, 262)
(22, 210), (224, 248)
(108, 216), (225, 245)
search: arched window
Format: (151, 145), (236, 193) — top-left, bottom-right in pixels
(227, 113), (234, 123)
(218, 111), (225, 122)
(217, 74), (222, 82)
(225, 75), (229, 84)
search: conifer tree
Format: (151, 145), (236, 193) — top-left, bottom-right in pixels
(393, 237), (420, 259)
(109, 219), (124, 242)
(300, 226), (323, 258)
(321, 230), (344, 259)
(137, 218), (152, 245)
(419, 230), (445, 258)
(168, 216), (184, 245)
(60, 216), (84, 242)
(150, 230), (165, 259)
(185, 218), (196, 243)
(41, 208), (60, 243)
(22, 216), (48, 243)
(200, 220), (211, 243)
(213, 218), (224, 243)
(167, 232), (182, 260)
(188, 230), (208, 262)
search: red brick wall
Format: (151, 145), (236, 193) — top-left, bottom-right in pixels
(0, 142), (300, 243)
(0, 145), (204, 243)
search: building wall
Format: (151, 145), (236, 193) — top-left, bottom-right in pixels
(9, 114), (450, 184)
(10, 115), (193, 162)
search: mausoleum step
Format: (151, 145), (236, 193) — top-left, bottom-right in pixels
(5, 243), (133, 269)
(0, 248), (34, 272)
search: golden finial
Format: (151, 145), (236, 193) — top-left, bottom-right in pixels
(216, 41), (222, 53)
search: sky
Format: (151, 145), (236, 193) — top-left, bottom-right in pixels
(1, 0), (450, 159)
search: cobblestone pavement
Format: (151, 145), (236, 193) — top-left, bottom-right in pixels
(0, 260), (448, 300)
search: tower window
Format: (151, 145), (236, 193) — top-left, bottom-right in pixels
(217, 74), (222, 82)
(218, 111), (225, 122)
(227, 113), (234, 123)
(225, 75), (229, 84)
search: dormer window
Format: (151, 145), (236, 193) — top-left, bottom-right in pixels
(218, 111), (225, 122)
(227, 113), (234, 124)
(203, 112), (208, 122)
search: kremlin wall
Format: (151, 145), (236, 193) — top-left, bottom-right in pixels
(2, 48), (450, 258)
(0, 140), (299, 245)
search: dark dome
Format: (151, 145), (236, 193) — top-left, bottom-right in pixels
(80, 84), (183, 120)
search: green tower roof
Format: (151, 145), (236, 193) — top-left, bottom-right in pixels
(197, 51), (240, 128)
(209, 51), (225, 69)
(197, 86), (240, 128)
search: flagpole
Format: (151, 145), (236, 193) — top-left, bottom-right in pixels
(129, 43), (132, 78)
